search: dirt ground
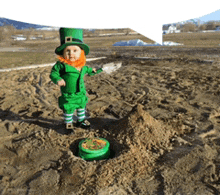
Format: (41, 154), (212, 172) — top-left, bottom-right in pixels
(0, 46), (220, 195)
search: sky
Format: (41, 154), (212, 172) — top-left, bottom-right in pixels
(198, 9), (220, 22)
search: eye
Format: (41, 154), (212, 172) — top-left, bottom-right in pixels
(74, 49), (77, 52)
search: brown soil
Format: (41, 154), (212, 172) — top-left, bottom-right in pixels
(0, 46), (220, 195)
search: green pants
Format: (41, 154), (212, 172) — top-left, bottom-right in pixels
(58, 93), (88, 114)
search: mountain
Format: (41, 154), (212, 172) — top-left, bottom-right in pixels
(0, 17), (48, 29)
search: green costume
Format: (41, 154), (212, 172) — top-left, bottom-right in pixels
(50, 61), (102, 114)
(50, 27), (102, 128)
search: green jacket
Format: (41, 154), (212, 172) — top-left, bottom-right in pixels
(50, 61), (102, 95)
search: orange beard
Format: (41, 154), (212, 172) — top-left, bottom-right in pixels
(58, 50), (86, 68)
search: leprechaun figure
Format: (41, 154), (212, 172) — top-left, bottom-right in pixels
(50, 28), (102, 130)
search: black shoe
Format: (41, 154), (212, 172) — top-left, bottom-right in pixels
(63, 123), (74, 135)
(76, 119), (90, 129)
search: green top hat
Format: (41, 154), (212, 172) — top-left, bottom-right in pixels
(55, 28), (90, 55)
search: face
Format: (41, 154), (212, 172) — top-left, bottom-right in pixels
(63, 45), (81, 61)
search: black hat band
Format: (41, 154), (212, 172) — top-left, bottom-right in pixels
(61, 37), (83, 45)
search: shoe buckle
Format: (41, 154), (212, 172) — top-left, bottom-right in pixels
(66, 123), (73, 129)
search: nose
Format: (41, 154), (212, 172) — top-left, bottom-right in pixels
(69, 50), (74, 56)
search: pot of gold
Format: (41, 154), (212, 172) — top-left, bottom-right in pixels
(78, 137), (110, 161)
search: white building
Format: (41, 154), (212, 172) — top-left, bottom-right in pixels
(11, 35), (26, 41)
(163, 24), (181, 34)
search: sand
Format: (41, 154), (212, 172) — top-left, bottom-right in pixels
(0, 47), (220, 194)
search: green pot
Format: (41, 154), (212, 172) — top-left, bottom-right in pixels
(78, 138), (110, 161)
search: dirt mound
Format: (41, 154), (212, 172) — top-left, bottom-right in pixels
(89, 105), (176, 190)
(111, 104), (175, 150)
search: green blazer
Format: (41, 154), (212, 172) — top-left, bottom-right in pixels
(50, 61), (102, 95)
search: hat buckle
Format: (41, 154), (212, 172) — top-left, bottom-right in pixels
(65, 36), (72, 43)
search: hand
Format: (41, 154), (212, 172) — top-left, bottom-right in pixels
(57, 79), (66, 86)
(92, 68), (97, 73)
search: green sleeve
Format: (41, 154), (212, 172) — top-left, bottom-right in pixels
(87, 66), (103, 76)
(50, 62), (65, 84)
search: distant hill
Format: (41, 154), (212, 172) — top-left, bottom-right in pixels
(0, 17), (48, 29)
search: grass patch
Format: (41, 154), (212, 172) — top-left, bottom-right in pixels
(163, 31), (220, 47)
(0, 52), (57, 69)
(1, 31), (220, 69)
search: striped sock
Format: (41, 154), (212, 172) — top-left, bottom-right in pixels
(77, 108), (86, 122)
(64, 113), (74, 124)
